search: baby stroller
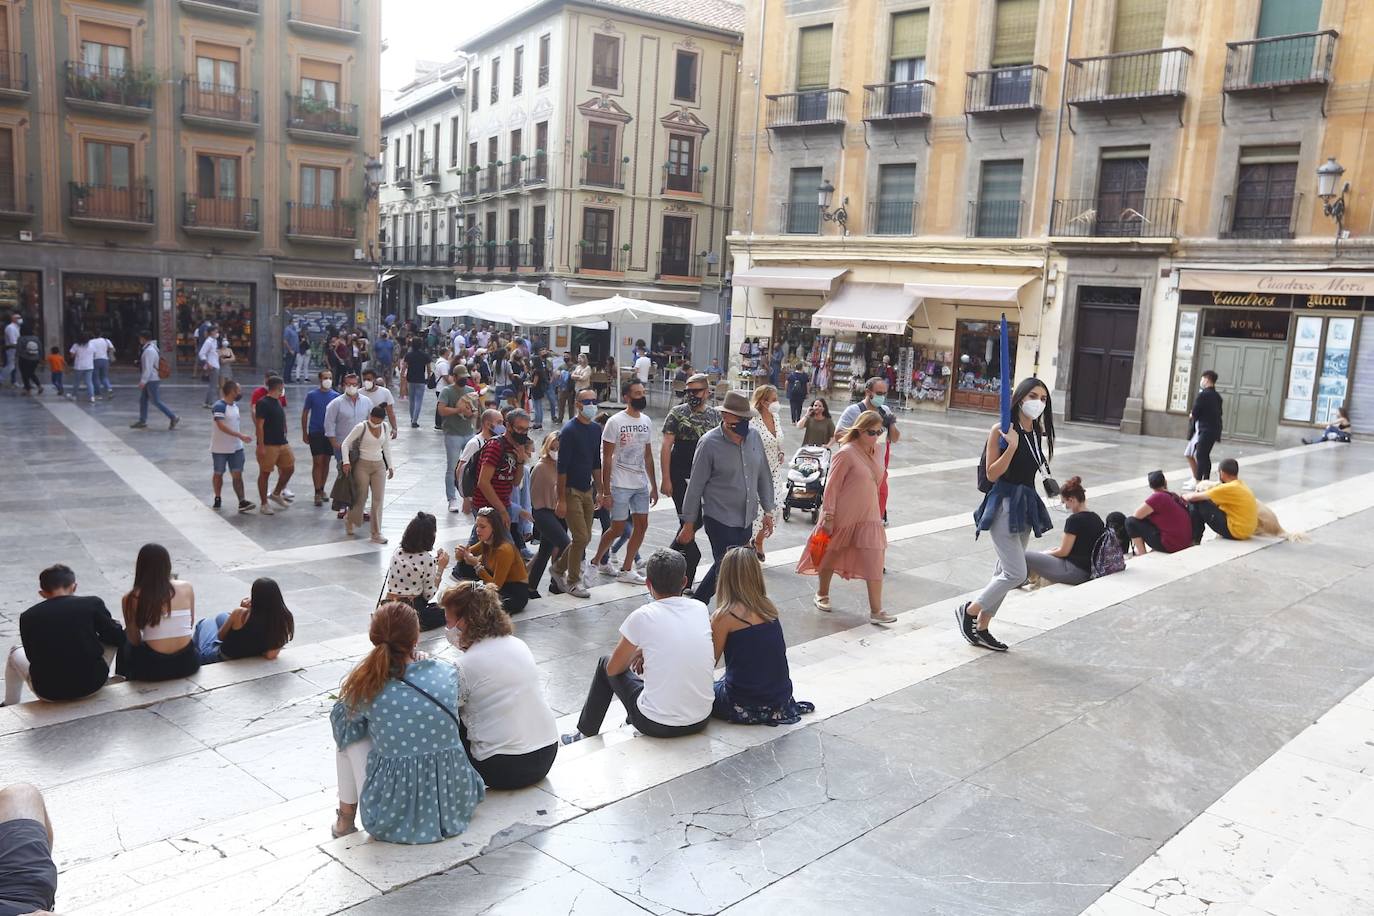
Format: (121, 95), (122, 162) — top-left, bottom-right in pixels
(783, 445), (829, 522)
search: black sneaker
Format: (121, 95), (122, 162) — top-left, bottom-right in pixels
(528, 590), (542, 600)
(973, 628), (1008, 652)
(954, 602), (977, 645)
(237, 499), (254, 513)
(212, 497), (222, 509)
(549, 578), (565, 595)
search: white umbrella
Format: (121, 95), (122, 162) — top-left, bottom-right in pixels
(417, 286), (608, 329)
(557, 294), (721, 327)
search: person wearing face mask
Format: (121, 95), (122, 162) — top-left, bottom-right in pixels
(674, 390), (776, 606)
(340, 405), (394, 543)
(324, 372), (374, 518)
(837, 377), (901, 526)
(469, 409), (531, 557)
(208, 379), (255, 513)
(440, 582), (558, 789)
(526, 431), (571, 598)
(301, 370), (340, 506)
(956, 377), (1057, 652)
(456, 409), (503, 513)
(659, 373), (720, 592)
(552, 389), (603, 599)
(253, 376), (295, 515)
(785, 361), (810, 423)
(592, 380), (658, 585)
(1185, 370), (1223, 490)
(198, 326), (222, 408)
(403, 336), (431, 428)
(361, 369), (399, 438)
(748, 385), (787, 561)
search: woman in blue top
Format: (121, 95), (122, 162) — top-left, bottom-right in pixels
(330, 601), (484, 843)
(710, 547), (813, 725)
(955, 378), (1056, 653)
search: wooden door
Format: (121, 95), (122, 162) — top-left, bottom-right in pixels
(1096, 157), (1148, 236)
(1070, 286), (1139, 425)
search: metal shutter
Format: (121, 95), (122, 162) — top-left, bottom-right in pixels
(1349, 316), (1374, 430)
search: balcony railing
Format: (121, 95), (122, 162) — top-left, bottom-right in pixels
(379, 245), (398, 264)
(780, 202), (821, 235)
(965, 65), (1047, 113)
(1219, 193), (1302, 240)
(480, 167), (498, 194)
(766, 89), (848, 128)
(863, 81), (934, 121)
(1050, 197), (1180, 238)
(182, 194), (259, 232)
(181, 0), (259, 14)
(867, 200), (919, 236)
(419, 243), (435, 265)
(456, 244), (480, 274)
(0, 171), (32, 217)
(501, 160), (524, 189)
(967, 199), (1024, 238)
(659, 251), (701, 279)
(577, 246), (622, 273)
(419, 157), (439, 185)
(662, 166), (704, 194)
(64, 61), (157, 111)
(286, 95), (358, 136)
(69, 182), (154, 224)
(0, 51), (29, 94)
(393, 165), (413, 190)
(531, 238), (546, 269)
(500, 242), (533, 271)
(181, 79), (258, 124)
(1067, 48), (1192, 106)
(526, 153), (548, 185)
(1224, 31), (1338, 91)
(581, 155), (625, 189)
(286, 201), (357, 239)
(287, 3), (358, 34)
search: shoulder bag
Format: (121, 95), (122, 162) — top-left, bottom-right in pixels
(399, 674), (462, 736)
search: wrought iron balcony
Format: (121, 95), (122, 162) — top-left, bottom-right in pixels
(1224, 31), (1338, 92)
(525, 153), (548, 186)
(531, 238), (546, 269)
(418, 157), (439, 185)
(501, 160), (525, 190)
(460, 171), (478, 197)
(64, 62), (157, 114)
(1050, 197), (1180, 238)
(286, 201), (357, 240)
(286, 95), (358, 140)
(662, 165), (704, 195)
(480, 166), (498, 194)
(538, 65), (549, 87)
(286, 3), (359, 38)
(766, 89), (848, 128)
(780, 202), (821, 235)
(659, 251), (701, 279)
(1067, 48), (1192, 106)
(863, 81), (934, 122)
(181, 79), (258, 127)
(1219, 193), (1303, 240)
(69, 181), (154, 226)
(964, 66), (1047, 114)
(456, 243), (480, 275)
(179, 0), (259, 19)
(392, 165), (413, 190)
(577, 246), (623, 273)
(581, 155), (625, 190)
(0, 51), (30, 96)
(967, 199), (1024, 238)
(0, 171), (32, 219)
(182, 194), (259, 234)
(867, 200), (919, 236)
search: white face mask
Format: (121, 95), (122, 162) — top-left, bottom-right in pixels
(444, 626), (462, 650)
(321, 379), (333, 390)
(344, 385), (359, 397)
(363, 380), (375, 390)
(1020, 398), (1046, 421)
(768, 402), (781, 416)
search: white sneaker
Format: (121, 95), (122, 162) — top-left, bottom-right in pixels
(616, 568), (647, 585)
(608, 552), (621, 568)
(281, 489), (296, 502)
(259, 504), (274, 515)
(596, 561), (617, 576)
(634, 556), (648, 571)
(567, 582), (590, 598)
(448, 497), (460, 513)
(1182, 481), (1196, 492)
(270, 493), (290, 508)
(549, 571), (568, 593)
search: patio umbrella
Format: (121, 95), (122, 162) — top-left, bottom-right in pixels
(416, 286), (606, 328)
(557, 294), (721, 327)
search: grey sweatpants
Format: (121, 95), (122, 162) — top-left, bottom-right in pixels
(1024, 551), (1090, 586)
(975, 503), (1031, 618)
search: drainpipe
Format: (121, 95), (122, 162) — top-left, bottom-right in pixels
(736, 0), (768, 373)
(1034, 0), (1075, 376)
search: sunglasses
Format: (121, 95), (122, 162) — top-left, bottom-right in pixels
(578, 398), (598, 405)
(864, 429), (881, 437)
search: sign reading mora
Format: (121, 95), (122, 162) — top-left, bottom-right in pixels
(274, 275), (378, 294)
(1179, 289), (1368, 311)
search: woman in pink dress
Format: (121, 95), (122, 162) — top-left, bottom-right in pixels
(796, 409), (895, 624)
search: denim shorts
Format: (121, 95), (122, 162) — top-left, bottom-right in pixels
(212, 450), (246, 474)
(610, 485), (650, 520)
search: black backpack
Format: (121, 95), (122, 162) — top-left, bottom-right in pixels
(19, 335), (41, 361)
(460, 437), (507, 498)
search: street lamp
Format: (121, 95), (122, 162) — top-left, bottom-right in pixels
(1316, 156), (1349, 243)
(817, 179), (849, 236)
(363, 155), (385, 200)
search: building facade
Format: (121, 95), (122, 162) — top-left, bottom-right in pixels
(0, 0), (382, 374)
(730, 0), (1374, 444)
(378, 58), (466, 320)
(431, 0), (742, 369)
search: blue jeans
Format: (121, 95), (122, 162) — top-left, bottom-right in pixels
(408, 387), (425, 426)
(532, 394), (545, 426)
(140, 380), (176, 421)
(92, 359), (112, 395)
(546, 387), (558, 421)
(75, 368), (94, 400)
(444, 432), (471, 501)
(694, 516), (753, 606)
(193, 613), (230, 664)
(283, 351), (296, 381)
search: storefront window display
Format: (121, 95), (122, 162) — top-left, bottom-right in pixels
(0, 270), (43, 342)
(951, 319), (1017, 412)
(1285, 314), (1357, 425)
(911, 345), (951, 404)
(63, 275), (157, 359)
(774, 308), (822, 366)
(176, 281), (254, 367)
(282, 290), (355, 374)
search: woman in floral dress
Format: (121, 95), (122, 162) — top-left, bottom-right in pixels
(749, 384), (787, 560)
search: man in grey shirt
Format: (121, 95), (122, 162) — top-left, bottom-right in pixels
(675, 389), (775, 605)
(323, 371), (373, 517)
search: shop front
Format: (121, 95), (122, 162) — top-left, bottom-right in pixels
(276, 274), (378, 371)
(0, 270), (43, 342)
(63, 274), (157, 358)
(175, 281), (255, 368)
(1168, 270), (1371, 442)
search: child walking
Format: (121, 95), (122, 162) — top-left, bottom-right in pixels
(46, 347), (65, 396)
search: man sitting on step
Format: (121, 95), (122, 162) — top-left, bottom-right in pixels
(1184, 457), (1257, 545)
(562, 549), (714, 744)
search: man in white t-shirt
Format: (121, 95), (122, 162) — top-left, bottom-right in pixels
(209, 379), (254, 513)
(633, 351), (652, 385)
(198, 328), (222, 408)
(562, 548), (713, 743)
(3, 313), (19, 386)
(87, 335), (115, 399)
(360, 368), (398, 438)
(592, 378), (657, 585)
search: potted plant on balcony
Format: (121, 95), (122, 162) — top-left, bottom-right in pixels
(119, 69), (159, 106)
(620, 243), (631, 252)
(71, 183), (89, 216)
(185, 195), (198, 224)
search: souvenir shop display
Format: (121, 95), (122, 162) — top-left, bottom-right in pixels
(896, 347), (914, 405)
(175, 282), (254, 367)
(829, 339), (858, 395)
(910, 345), (951, 404)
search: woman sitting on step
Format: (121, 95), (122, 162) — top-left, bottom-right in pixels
(382, 512), (452, 630)
(117, 543), (201, 682)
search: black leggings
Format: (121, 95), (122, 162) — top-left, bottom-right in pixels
(1193, 433), (1219, 482)
(669, 465), (703, 587)
(462, 731), (558, 790)
(527, 507), (570, 590)
(453, 566), (530, 613)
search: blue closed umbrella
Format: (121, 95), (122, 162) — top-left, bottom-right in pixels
(999, 313), (1011, 439)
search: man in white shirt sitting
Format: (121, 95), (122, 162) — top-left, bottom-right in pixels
(561, 549), (714, 743)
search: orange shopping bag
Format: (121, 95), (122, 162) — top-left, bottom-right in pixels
(806, 527), (830, 566)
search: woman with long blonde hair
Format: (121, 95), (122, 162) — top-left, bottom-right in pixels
(441, 582), (559, 789)
(748, 385), (786, 560)
(330, 601), (484, 842)
(711, 547), (814, 724)
(796, 410), (895, 624)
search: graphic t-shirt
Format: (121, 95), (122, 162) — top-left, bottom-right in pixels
(602, 410), (653, 490)
(663, 404), (721, 477)
(1063, 510), (1106, 572)
(472, 436), (520, 510)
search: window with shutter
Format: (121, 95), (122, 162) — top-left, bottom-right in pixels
(976, 160), (1023, 237)
(876, 163), (916, 234)
(1252, 0), (1322, 84)
(991, 0), (1038, 67)
(1109, 0), (1166, 94)
(796, 25), (832, 90)
(1231, 145), (1299, 238)
(786, 167), (822, 233)
(592, 34), (619, 88)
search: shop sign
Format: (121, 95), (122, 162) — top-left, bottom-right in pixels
(65, 276), (154, 295)
(810, 314), (908, 335)
(274, 275), (377, 294)
(1201, 309), (1289, 341)
(1180, 270), (1374, 297)
(1179, 289), (1367, 311)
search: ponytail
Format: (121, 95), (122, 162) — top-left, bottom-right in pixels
(339, 601), (419, 709)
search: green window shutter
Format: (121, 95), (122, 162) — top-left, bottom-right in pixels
(1111, 0), (1166, 53)
(879, 163), (916, 202)
(789, 167), (821, 205)
(1256, 0), (1320, 38)
(980, 160), (1023, 200)
(796, 25), (833, 90)
(890, 10), (929, 60)
(991, 0), (1038, 67)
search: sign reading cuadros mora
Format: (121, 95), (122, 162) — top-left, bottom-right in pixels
(1178, 288), (1367, 311)
(274, 275), (377, 294)
(1180, 269), (1374, 299)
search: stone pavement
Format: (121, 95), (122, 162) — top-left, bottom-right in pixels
(1, 380), (1372, 915)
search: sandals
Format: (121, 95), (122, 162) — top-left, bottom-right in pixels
(331, 809), (358, 839)
(812, 594), (831, 612)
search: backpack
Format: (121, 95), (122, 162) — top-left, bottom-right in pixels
(1090, 530), (1127, 579)
(460, 437), (503, 498)
(19, 336), (40, 360)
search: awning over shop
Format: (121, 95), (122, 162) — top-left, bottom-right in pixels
(732, 266), (849, 292)
(275, 275), (377, 294)
(810, 282), (919, 335)
(902, 278), (1031, 303)
(1179, 269), (1374, 296)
